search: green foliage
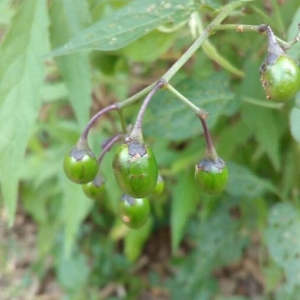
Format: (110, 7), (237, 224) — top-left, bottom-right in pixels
(0, 0), (49, 224)
(49, 0), (196, 55)
(49, 0), (92, 129)
(1, 0), (300, 299)
(265, 202), (300, 293)
(144, 73), (234, 141)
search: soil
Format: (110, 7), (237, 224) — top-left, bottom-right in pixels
(0, 207), (266, 300)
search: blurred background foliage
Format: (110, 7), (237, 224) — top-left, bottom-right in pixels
(0, 0), (300, 299)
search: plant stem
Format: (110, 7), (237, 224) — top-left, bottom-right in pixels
(212, 24), (289, 48)
(81, 1), (296, 139)
(165, 84), (207, 116)
(118, 84), (156, 109)
(199, 116), (218, 161)
(81, 104), (118, 140)
(130, 80), (165, 142)
(98, 133), (122, 164)
(118, 110), (127, 137)
(242, 97), (284, 109)
(192, 12), (244, 77)
(161, 1), (247, 82)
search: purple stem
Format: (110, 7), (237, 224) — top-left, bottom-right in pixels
(81, 104), (118, 140)
(258, 24), (284, 64)
(130, 80), (165, 142)
(199, 117), (218, 160)
(98, 133), (122, 164)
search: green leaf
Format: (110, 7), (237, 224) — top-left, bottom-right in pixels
(241, 103), (282, 171)
(49, 0), (196, 56)
(290, 107), (300, 143)
(265, 202), (300, 293)
(59, 172), (93, 256)
(119, 30), (176, 62)
(57, 251), (89, 291)
(171, 169), (200, 252)
(0, 0), (49, 224)
(49, 0), (92, 129)
(195, 203), (246, 268)
(124, 217), (153, 262)
(226, 162), (278, 199)
(144, 73), (234, 141)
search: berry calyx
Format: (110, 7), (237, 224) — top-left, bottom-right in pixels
(112, 141), (158, 198)
(82, 173), (105, 201)
(195, 157), (229, 194)
(119, 194), (150, 229)
(63, 139), (98, 184)
(259, 24), (300, 102)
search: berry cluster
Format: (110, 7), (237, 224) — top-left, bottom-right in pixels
(63, 24), (300, 229)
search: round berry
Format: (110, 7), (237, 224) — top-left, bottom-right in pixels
(63, 142), (98, 184)
(260, 55), (300, 102)
(82, 173), (105, 201)
(195, 158), (228, 194)
(112, 142), (158, 198)
(119, 194), (150, 229)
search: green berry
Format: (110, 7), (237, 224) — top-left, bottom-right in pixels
(260, 55), (300, 102)
(152, 175), (165, 196)
(63, 141), (98, 184)
(82, 173), (105, 201)
(119, 194), (150, 229)
(195, 158), (228, 194)
(258, 24), (300, 102)
(112, 141), (158, 198)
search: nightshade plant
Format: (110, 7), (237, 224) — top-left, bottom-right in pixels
(62, 1), (300, 228)
(2, 1), (300, 299)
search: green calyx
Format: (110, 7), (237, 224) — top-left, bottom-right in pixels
(112, 141), (158, 198)
(195, 157), (229, 194)
(82, 173), (105, 201)
(260, 55), (300, 102)
(119, 194), (150, 229)
(63, 140), (99, 184)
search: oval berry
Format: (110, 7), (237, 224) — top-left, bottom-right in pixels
(260, 55), (300, 102)
(195, 158), (228, 194)
(119, 194), (150, 229)
(112, 142), (158, 198)
(82, 173), (105, 201)
(63, 143), (98, 184)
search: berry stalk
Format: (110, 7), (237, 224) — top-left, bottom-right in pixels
(130, 80), (165, 143)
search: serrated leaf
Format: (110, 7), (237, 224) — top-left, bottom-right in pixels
(50, 0), (92, 129)
(0, 0), (49, 224)
(49, 0), (196, 56)
(144, 73), (234, 141)
(290, 107), (300, 143)
(265, 202), (300, 293)
(171, 169), (200, 252)
(124, 217), (153, 262)
(226, 162), (278, 199)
